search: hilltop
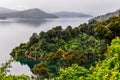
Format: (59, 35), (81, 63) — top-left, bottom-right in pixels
(0, 8), (58, 19)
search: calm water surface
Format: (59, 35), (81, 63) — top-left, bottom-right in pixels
(0, 17), (91, 76)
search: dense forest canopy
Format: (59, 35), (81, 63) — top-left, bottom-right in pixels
(9, 14), (120, 79)
(56, 37), (120, 80)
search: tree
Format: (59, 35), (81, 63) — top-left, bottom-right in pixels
(30, 33), (39, 45)
(108, 21), (120, 37)
(33, 63), (49, 79)
(56, 64), (90, 80)
(89, 37), (120, 80)
(94, 24), (111, 39)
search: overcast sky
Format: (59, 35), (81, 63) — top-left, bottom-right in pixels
(0, 0), (120, 16)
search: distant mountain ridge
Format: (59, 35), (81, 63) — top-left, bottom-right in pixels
(0, 8), (58, 19)
(0, 7), (18, 14)
(0, 7), (93, 19)
(89, 9), (120, 22)
(53, 11), (92, 17)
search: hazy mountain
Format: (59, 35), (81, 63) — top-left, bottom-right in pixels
(0, 8), (58, 19)
(53, 11), (92, 17)
(0, 7), (17, 14)
(89, 9), (120, 22)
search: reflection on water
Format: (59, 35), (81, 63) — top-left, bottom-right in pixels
(0, 19), (48, 27)
(15, 57), (40, 69)
(0, 17), (91, 76)
(0, 17), (91, 27)
(16, 19), (48, 27)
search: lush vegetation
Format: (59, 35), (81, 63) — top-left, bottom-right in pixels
(10, 14), (120, 79)
(56, 37), (120, 80)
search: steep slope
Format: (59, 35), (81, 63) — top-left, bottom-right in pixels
(53, 11), (92, 17)
(89, 9), (120, 22)
(0, 8), (58, 19)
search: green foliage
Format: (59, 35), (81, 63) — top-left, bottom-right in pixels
(56, 64), (90, 80)
(94, 15), (120, 40)
(89, 37), (120, 80)
(90, 57), (120, 80)
(0, 74), (30, 80)
(10, 14), (120, 79)
(94, 24), (111, 39)
(33, 63), (49, 79)
(105, 37), (120, 58)
(56, 37), (120, 80)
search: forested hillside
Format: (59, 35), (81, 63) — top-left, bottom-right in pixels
(10, 14), (120, 80)
(89, 9), (120, 22)
(56, 37), (120, 80)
